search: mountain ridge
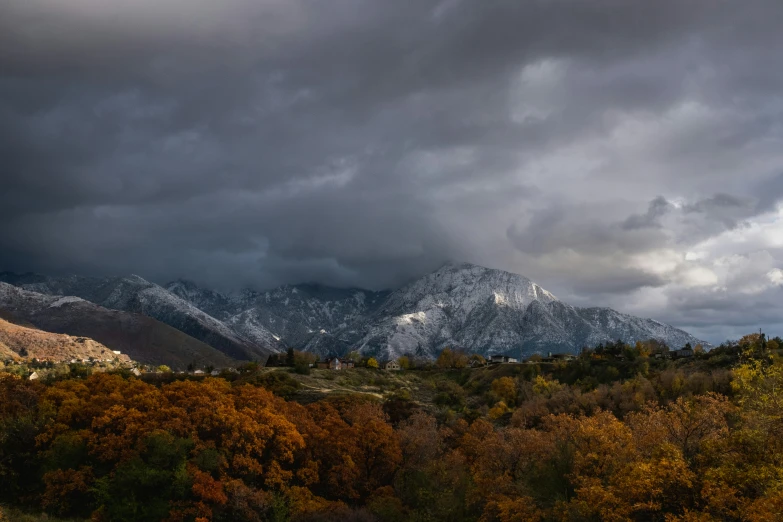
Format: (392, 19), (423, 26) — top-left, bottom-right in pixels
(1, 263), (707, 362)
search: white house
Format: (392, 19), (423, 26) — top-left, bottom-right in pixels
(131, 368), (142, 377)
(28, 371), (40, 381)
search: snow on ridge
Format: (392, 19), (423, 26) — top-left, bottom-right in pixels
(49, 296), (84, 308)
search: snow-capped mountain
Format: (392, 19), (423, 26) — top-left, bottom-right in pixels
(351, 263), (706, 360)
(1, 263), (706, 362)
(0, 273), (280, 360)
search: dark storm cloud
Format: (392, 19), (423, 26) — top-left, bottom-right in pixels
(1, 0), (783, 342)
(682, 194), (755, 229)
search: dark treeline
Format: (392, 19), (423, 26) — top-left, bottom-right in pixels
(1, 333), (782, 521)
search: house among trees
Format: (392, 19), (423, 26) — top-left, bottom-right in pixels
(317, 358), (355, 370)
(383, 360), (401, 371)
(489, 354), (518, 364)
(131, 368), (142, 377)
(541, 352), (577, 363)
(28, 371), (39, 381)
(671, 347), (695, 358)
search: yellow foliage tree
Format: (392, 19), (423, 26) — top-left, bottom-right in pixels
(491, 377), (517, 406)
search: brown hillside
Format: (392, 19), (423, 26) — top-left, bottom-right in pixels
(0, 317), (129, 363)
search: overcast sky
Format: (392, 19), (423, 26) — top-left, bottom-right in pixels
(1, 1), (782, 343)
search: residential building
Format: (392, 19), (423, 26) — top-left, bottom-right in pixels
(322, 358), (356, 370)
(489, 354), (518, 364)
(383, 360), (401, 371)
(671, 348), (694, 358)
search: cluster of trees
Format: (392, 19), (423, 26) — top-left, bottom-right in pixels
(435, 348), (487, 369)
(1, 334), (782, 521)
(266, 348), (319, 374)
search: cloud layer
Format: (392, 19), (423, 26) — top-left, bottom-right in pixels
(1, 0), (782, 343)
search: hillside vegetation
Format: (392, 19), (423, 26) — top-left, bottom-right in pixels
(1, 333), (782, 521)
(0, 317), (129, 364)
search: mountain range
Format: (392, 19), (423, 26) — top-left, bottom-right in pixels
(0, 263), (706, 367)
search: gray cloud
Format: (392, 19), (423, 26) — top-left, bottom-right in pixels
(622, 196), (673, 230)
(1, 0), (783, 343)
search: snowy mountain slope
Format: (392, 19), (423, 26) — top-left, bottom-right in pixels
(377, 262), (557, 318)
(165, 281), (389, 353)
(165, 279), (236, 319)
(0, 273), (279, 360)
(349, 263), (706, 360)
(0, 282), (236, 369)
(236, 284), (389, 351)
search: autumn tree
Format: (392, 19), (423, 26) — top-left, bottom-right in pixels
(491, 377), (518, 406)
(436, 348), (455, 368)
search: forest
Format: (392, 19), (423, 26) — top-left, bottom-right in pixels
(1, 334), (782, 522)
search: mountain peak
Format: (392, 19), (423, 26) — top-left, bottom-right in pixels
(125, 274), (153, 285)
(422, 262), (558, 303)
